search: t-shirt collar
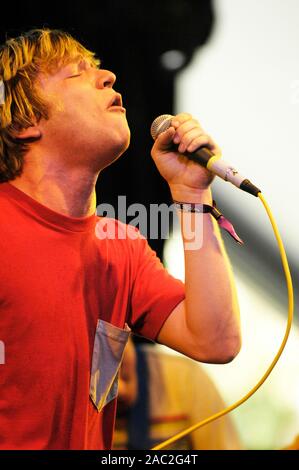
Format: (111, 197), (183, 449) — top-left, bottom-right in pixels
(1, 182), (97, 232)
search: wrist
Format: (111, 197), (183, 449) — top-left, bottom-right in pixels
(169, 184), (212, 204)
(171, 198), (244, 245)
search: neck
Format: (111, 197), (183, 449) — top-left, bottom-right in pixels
(10, 158), (99, 218)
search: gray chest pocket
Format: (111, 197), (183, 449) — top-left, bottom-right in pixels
(90, 319), (130, 412)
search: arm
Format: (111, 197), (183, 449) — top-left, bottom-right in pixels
(152, 113), (241, 363)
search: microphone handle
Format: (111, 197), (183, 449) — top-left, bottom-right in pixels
(185, 146), (261, 197)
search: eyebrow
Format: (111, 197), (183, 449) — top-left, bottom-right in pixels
(78, 58), (100, 70)
(78, 60), (88, 70)
(60, 58), (100, 78)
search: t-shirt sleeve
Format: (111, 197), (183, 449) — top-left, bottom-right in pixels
(128, 228), (185, 341)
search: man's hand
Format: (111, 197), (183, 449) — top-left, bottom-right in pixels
(151, 113), (221, 201)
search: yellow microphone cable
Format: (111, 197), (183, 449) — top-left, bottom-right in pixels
(151, 192), (294, 450)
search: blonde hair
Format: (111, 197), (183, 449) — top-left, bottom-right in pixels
(0, 28), (100, 182)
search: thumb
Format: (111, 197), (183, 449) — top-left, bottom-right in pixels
(154, 126), (176, 151)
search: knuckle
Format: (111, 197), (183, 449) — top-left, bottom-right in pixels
(174, 112), (193, 122)
(175, 127), (184, 138)
(181, 135), (191, 145)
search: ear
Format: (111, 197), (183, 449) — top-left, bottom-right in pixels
(16, 125), (42, 140)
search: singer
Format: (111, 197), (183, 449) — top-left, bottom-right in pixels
(0, 29), (241, 450)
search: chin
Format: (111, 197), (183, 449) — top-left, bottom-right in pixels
(96, 134), (131, 170)
(114, 127), (131, 156)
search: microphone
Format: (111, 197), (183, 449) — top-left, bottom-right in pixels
(150, 114), (261, 197)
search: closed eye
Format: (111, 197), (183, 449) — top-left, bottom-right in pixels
(67, 74), (82, 78)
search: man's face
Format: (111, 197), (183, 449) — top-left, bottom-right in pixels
(36, 59), (131, 171)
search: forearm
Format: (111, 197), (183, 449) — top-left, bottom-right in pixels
(171, 186), (241, 362)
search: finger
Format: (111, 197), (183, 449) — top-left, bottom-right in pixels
(154, 126), (176, 150)
(173, 119), (203, 144)
(171, 112), (193, 128)
(177, 128), (205, 153)
(186, 134), (221, 155)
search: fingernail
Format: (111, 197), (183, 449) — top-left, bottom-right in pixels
(172, 120), (180, 128)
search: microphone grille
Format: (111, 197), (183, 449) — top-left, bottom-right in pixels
(150, 114), (173, 140)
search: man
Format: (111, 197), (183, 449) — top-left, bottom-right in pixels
(0, 29), (241, 450)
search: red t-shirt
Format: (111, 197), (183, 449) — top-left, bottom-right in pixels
(0, 182), (185, 450)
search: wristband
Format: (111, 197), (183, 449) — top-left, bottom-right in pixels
(173, 199), (243, 245)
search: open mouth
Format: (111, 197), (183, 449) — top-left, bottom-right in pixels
(109, 93), (123, 108)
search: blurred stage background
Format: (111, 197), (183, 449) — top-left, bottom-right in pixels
(1, 0), (298, 450)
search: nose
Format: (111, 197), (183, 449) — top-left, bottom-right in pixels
(96, 69), (116, 89)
